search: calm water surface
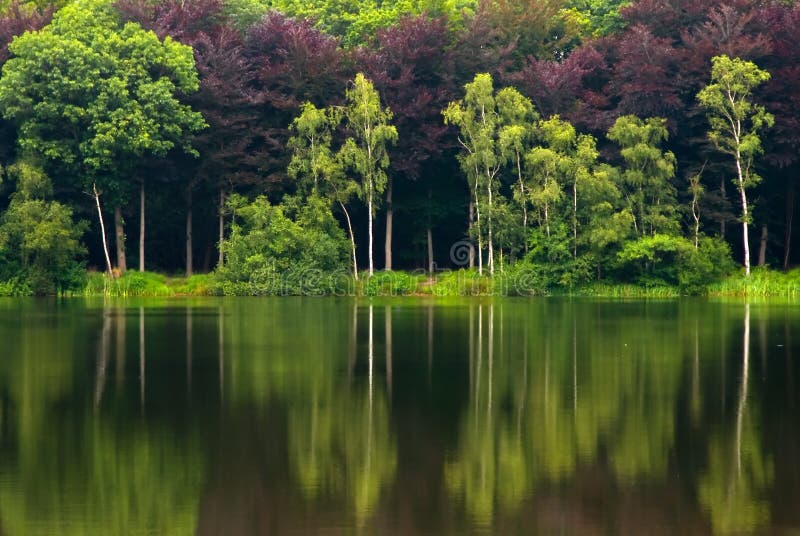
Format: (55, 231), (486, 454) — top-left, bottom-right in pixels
(0, 297), (799, 535)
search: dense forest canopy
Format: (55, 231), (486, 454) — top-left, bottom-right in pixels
(0, 0), (798, 294)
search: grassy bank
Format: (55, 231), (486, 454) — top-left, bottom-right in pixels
(3, 267), (799, 299)
(86, 267), (800, 298)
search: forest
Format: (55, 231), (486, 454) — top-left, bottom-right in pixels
(0, 0), (798, 295)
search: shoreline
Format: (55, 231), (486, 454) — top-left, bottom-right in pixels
(3, 268), (799, 299)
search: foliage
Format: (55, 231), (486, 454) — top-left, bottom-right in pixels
(614, 233), (733, 291)
(607, 115), (679, 236)
(360, 270), (422, 296)
(0, 0), (205, 203)
(0, 161), (87, 294)
(697, 55), (774, 194)
(215, 194), (350, 295)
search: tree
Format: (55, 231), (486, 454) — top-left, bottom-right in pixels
(0, 0), (205, 275)
(356, 14), (455, 271)
(697, 55), (774, 276)
(497, 86), (537, 253)
(524, 115), (605, 284)
(289, 102), (360, 279)
(339, 73), (397, 276)
(443, 73), (505, 275)
(0, 159), (87, 294)
(607, 115), (679, 237)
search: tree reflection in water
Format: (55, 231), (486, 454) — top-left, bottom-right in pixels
(0, 299), (797, 535)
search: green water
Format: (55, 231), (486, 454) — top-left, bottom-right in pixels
(0, 297), (798, 535)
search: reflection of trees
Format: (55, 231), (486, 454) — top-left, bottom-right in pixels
(699, 304), (774, 535)
(288, 304), (397, 526)
(446, 305), (530, 526)
(444, 301), (781, 532)
(0, 304), (204, 536)
(0, 418), (204, 536)
(222, 300), (398, 526)
(289, 385), (396, 525)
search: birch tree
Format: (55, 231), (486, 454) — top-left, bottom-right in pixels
(289, 102), (360, 279)
(697, 55), (774, 276)
(340, 73), (397, 276)
(443, 73), (503, 275)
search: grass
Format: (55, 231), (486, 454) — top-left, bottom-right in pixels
(82, 271), (221, 297)
(706, 267), (800, 297)
(22, 266), (800, 299)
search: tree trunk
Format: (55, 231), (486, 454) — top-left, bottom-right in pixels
(186, 189), (193, 277)
(368, 188), (374, 276)
(93, 184), (114, 278)
(218, 188), (225, 268)
(572, 179), (578, 259)
(339, 201), (358, 280)
(468, 200), (475, 269)
(114, 206), (127, 274)
(736, 151), (751, 276)
(758, 225), (768, 267)
(516, 152), (528, 255)
(139, 181), (145, 272)
(384, 176), (393, 271)
(720, 178), (727, 238)
(473, 174), (483, 276)
(784, 186), (794, 270)
(427, 227), (434, 275)
(487, 176), (494, 275)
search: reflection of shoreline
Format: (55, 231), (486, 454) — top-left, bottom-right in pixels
(0, 301), (795, 535)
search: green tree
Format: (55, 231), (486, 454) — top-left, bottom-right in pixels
(527, 116), (599, 259)
(216, 195), (349, 295)
(697, 55), (774, 276)
(288, 102), (360, 279)
(0, 160), (87, 294)
(443, 73), (505, 275)
(607, 115), (679, 238)
(339, 73), (397, 276)
(497, 87), (538, 253)
(0, 0), (205, 274)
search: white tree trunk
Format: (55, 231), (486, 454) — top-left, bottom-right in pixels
(736, 150), (751, 276)
(218, 189), (225, 268)
(339, 201), (359, 280)
(487, 174), (494, 275)
(93, 184), (114, 278)
(139, 181), (145, 272)
(368, 185), (374, 276)
(384, 176), (393, 271)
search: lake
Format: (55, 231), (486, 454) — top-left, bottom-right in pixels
(0, 297), (798, 535)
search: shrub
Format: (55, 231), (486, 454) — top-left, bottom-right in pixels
(0, 162), (87, 295)
(215, 195), (349, 295)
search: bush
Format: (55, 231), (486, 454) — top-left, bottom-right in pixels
(0, 162), (87, 295)
(678, 237), (735, 293)
(361, 271), (421, 296)
(612, 234), (734, 293)
(215, 195), (350, 295)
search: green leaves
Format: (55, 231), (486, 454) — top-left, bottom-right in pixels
(0, 160), (87, 294)
(697, 55), (774, 185)
(340, 73), (398, 209)
(0, 0), (205, 200)
(608, 115), (679, 237)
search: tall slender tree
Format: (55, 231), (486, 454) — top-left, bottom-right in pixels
(289, 102), (360, 279)
(340, 73), (397, 276)
(698, 55), (773, 276)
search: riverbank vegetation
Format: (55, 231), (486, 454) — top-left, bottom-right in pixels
(0, 0), (798, 297)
